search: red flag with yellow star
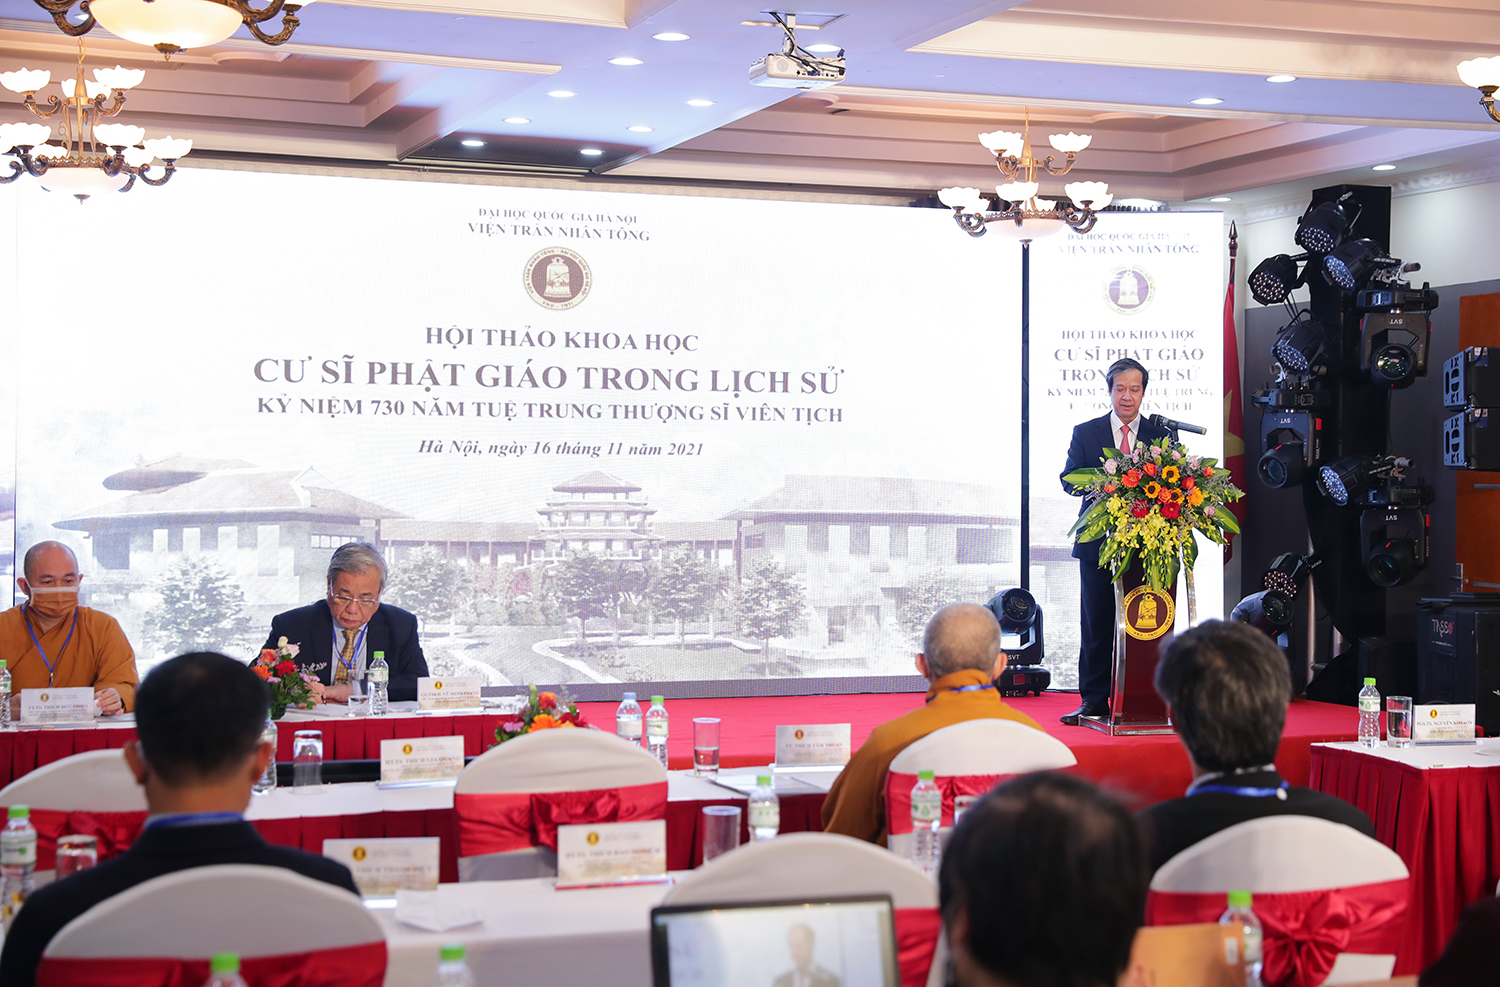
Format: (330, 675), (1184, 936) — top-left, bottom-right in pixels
(1224, 223), (1246, 559)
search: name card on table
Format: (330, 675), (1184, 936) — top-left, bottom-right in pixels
(555, 819), (668, 890)
(20, 687), (96, 725)
(1414, 704), (1477, 745)
(323, 837), (440, 897)
(775, 724), (852, 766)
(379, 736), (465, 788)
(417, 677), (482, 711)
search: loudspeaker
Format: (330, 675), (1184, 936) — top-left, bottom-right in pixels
(1443, 408), (1500, 470)
(997, 665), (1049, 698)
(1417, 597), (1500, 737)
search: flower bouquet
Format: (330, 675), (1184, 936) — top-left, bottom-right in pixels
(1064, 436), (1244, 592)
(251, 637), (326, 719)
(494, 685), (587, 745)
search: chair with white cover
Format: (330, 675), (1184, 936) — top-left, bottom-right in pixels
(664, 832), (943, 987)
(38, 863), (385, 987)
(884, 719), (1077, 857)
(1147, 816), (1409, 987)
(454, 728), (667, 881)
(0, 749), (147, 874)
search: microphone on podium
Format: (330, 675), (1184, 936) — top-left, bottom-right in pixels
(1148, 413), (1208, 435)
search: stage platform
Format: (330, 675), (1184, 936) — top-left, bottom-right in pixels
(578, 690), (1359, 811)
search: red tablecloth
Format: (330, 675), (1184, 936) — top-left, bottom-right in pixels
(1309, 744), (1500, 975)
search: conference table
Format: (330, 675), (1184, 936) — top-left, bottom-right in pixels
(1309, 739), (1500, 975)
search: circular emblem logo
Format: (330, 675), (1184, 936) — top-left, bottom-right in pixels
(402, 744), (414, 755)
(586, 831), (600, 846)
(1429, 709), (1439, 719)
(39, 693), (48, 703)
(434, 681), (443, 690)
(352, 846), (367, 862)
(524, 246), (592, 310)
(1122, 585), (1175, 640)
(1104, 265), (1155, 315)
(794, 729), (805, 740)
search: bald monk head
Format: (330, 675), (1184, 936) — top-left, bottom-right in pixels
(916, 602), (1007, 683)
(18, 541), (82, 628)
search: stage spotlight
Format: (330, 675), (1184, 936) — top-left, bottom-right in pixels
(1263, 552), (1316, 598)
(1359, 310), (1432, 389)
(986, 588), (1049, 696)
(1272, 315), (1332, 375)
(1295, 195), (1354, 255)
(1323, 239), (1399, 290)
(1316, 455), (1406, 506)
(1360, 506), (1429, 588)
(1249, 253), (1305, 305)
(1232, 590), (1294, 642)
(1258, 437), (1305, 488)
(1257, 410), (1316, 488)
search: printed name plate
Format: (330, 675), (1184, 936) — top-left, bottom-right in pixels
(774, 723), (852, 766)
(20, 687), (96, 725)
(379, 735), (465, 787)
(1414, 704), (1477, 745)
(555, 819), (668, 889)
(323, 837), (440, 896)
(416, 676), (483, 711)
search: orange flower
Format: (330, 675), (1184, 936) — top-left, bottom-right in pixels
(559, 721), (577, 729)
(1157, 486), (1173, 504)
(259, 649), (278, 663)
(529, 714), (559, 731)
(1103, 482), (1116, 493)
(1142, 462), (1158, 477)
(252, 665), (271, 680)
(1168, 488), (1184, 503)
(1182, 476), (1196, 491)
(1143, 481), (1162, 499)
(1204, 467), (1215, 477)
(1188, 488), (1205, 507)
(1161, 465), (1180, 483)
(537, 692), (558, 710)
(1122, 471), (1141, 488)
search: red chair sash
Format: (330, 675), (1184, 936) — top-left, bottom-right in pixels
(37, 940), (387, 987)
(1146, 879), (1408, 987)
(884, 772), (1006, 836)
(29, 809), (146, 872)
(455, 781), (668, 856)
(893, 907), (941, 987)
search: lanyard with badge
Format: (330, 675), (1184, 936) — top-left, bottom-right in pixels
(1188, 765), (1289, 800)
(22, 604), (78, 687)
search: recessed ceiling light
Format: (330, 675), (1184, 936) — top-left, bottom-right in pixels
(1266, 74), (1297, 84)
(686, 98), (715, 107)
(653, 31), (690, 41)
(547, 90), (576, 98)
(805, 43), (841, 53)
(627, 125), (654, 133)
(1372, 163), (1396, 171)
(581, 148), (604, 156)
(609, 57), (643, 66)
(460, 139), (486, 148)
(1210, 196), (1232, 203)
(503, 117), (530, 124)
(1190, 97), (1224, 105)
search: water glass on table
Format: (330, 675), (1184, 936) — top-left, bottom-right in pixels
(56, 835), (98, 878)
(702, 805), (741, 863)
(1386, 696), (1414, 749)
(292, 729), (324, 791)
(692, 717), (721, 777)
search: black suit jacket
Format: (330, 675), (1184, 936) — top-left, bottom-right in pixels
(0, 821), (359, 987)
(772, 966), (841, 987)
(1060, 412), (1172, 561)
(1136, 770), (1376, 873)
(264, 600), (429, 703)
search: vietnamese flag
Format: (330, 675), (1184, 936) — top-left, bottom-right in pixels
(1223, 222), (1247, 559)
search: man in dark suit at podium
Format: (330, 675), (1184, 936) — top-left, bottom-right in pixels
(1059, 358), (1169, 726)
(263, 542), (428, 704)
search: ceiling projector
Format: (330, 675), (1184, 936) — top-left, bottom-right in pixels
(749, 52), (845, 89)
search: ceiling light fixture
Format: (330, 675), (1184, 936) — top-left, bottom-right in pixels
(1457, 56), (1500, 123)
(0, 40), (190, 202)
(33, 0), (312, 59)
(1372, 164), (1396, 171)
(1190, 97), (1224, 105)
(1210, 196), (1232, 202)
(627, 125), (653, 133)
(608, 57), (643, 66)
(937, 108), (1110, 240)
(652, 31), (690, 42)
(547, 90), (575, 98)
(1266, 74), (1297, 83)
(805, 43), (841, 53)
(503, 117), (530, 124)
(685, 98), (715, 107)
(580, 148), (603, 156)
(460, 139), (485, 148)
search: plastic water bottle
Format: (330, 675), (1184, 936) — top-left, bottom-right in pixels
(205, 952), (248, 987)
(432, 943), (476, 987)
(749, 774), (780, 841)
(0, 805), (37, 931)
(910, 770), (942, 875)
(1219, 890), (1265, 987)
(1358, 677), (1381, 748)
(615, 692), (643, 746)
(0, 661), (11, 730)
(367, 651), (390, 716)
(645, 695), (669, 768)
(252, 717), (278, 794)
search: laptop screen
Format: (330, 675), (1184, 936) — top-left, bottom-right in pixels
(650, 895), (900, 987)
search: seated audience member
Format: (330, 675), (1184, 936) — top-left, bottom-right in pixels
(264, 541), (428, 704)
(821, 602), (1043, 845)
(1419, 896), (1500, 987)
(1138, 619), (1374, 872)
(0, 541), (138, 715)
(941, 772), (1147, 987)
(0, 652), (359, 987)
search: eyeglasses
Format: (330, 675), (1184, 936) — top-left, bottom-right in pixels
(330, 594), (380, 610)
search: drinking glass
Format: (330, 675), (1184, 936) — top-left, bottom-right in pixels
(293, 729), (324, 790)
(702, 805), (742, 863)
(1386, 696), (1414, 749)
(56, 835), (98, 878)
(953, 795), (978, 826)
(692, 717), (721, 777)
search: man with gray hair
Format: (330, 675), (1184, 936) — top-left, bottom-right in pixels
(821, 603), (1043, 846)
(262, 542), (428, 704)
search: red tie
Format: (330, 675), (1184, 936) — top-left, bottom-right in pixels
(1120, 425), (1131, 454)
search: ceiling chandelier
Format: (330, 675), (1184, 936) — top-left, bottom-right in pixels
(1457, 57), (1500, 123)
(32, 0), (313, 59)
(0, 41), (191, 202)
(938, 110), (1112, 239)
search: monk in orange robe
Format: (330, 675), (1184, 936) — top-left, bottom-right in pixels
(0, 541), (138, 714)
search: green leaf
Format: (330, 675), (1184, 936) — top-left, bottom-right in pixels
(1063, 468), (1105, 487)
(1216, 511), (1241, 535)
